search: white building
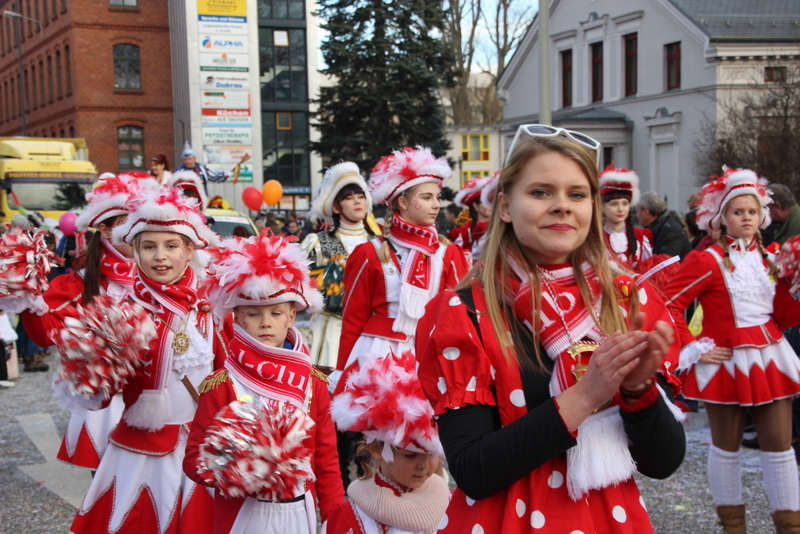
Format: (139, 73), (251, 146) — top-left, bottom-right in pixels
(496, 0), (800, 212)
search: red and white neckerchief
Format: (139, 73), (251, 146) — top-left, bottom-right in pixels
(506, 254), (635, 500)
(99, 236), (135, 291)
(226, 324), (311, 410)
(132, 267), (202, 393)
(387, 213), (442, 336)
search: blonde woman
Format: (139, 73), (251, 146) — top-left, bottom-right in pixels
(416, 125), (685, 533)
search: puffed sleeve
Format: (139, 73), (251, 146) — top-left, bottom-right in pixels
(773, 277), (800, 331)
(662, 250), (717, 348)
(416, 290), (497, 415)
(441, 244), (469, 290)
(632, 282), (682, 388)
(20, 272), (84, 348)
(337, 242), (377, 370)
(308, 375), (345, 520)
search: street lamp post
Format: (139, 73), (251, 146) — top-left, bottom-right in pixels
(3, 3), (44, 136)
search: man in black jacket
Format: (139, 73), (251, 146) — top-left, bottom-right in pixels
(637, 191), (691, 259)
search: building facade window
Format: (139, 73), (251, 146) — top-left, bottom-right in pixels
(51, 0), (57, 20)
(30, 64), (36, 108)
(259, 28), (307, 103)
(666, 42), (681, 90)
(461, 170), (490, 187)
(64, 45), (71, 93)
(38, 60), (44, 104)
(113, 44), (141, 90)
(257, 0), (305, 20)
(765, 66), (786, 83)
(69, 125), (74, 137)
(117, 126), (145, 170)
(47, 55), (53, 101)
(624, 33), (637, 97)
(23, 68), (29, 111)
(110, 0), (138, 6)
(461, 134), (489, 162)
(591, 42), (603, 102)
(262, 111), (309, 187)
(55, 49), (62, 98)
(603, 146), (614, 169)
(561, 49), (572, 108)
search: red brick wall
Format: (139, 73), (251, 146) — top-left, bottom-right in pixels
(0, 0), (174, 174)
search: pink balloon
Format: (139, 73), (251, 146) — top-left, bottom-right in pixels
(59, 211), (77, 236)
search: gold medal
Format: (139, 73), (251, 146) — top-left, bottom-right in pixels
(172, 331), (191, 354)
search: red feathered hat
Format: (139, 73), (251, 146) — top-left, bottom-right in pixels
(696, 167), (771, 231)
(331, 351), (443, 461)
(203, 232), (322, 319)
(454, 173), (494, 208)
(599, 165), (640, 205)
(75, 173), (159, 232)
(369, 146), (451, 206)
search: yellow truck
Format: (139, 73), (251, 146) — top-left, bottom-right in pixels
(0, 138), (96, 224)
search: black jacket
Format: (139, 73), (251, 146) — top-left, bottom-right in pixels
(648, 211), (691, 259)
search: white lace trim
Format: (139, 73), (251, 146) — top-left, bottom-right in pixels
(171, 316), (214, 378)
(678, 337), (716, 372)
(725, 248), (774, 304)
(608, 229), (629, 254)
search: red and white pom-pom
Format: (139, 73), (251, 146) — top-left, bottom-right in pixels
(776, 235), (800, 296)
(200, 399), (315, 500)
(55, 295), (156, 401)
(0, 228), (54, 314)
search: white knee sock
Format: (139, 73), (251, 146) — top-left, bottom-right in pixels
(708, 445), (743, 506)
(761, 450), (800, 512)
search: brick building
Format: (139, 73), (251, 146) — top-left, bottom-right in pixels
(0, 0), (175, 174)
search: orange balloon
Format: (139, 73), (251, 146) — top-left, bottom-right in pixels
(262, 180), (283, 206)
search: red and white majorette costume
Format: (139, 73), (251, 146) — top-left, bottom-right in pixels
(301, 162), (373, 369)
(183, 232), (342, 534)
(334, 147), (469, 389)
(663, 168), (800, 405)
(452, 172), (497, 263)
(21, 174), (158, 469)
(69, 188), (222, 534)
(416, 255), (686, 534)
(328, 351), (451, 534)
(599, 167), (653, 270)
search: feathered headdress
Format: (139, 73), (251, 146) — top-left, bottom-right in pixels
(203, 232), (322, 319)
(331, 351), (443, 461)
(112, 187), (217, 248)
(599, 165), (641, 205)
(76, 173), (160, 232)
(696, 167), (771, 231)
(369, 146), (451, 206)
(168, 170), (208, 210)
(455, 173), (495, 208)
(307, 162), (372, 224)
(480, 170), (501, 207)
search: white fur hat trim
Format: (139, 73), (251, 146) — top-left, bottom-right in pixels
(697, 167), (772, 231)
(599, 168), (641, 206)
(308, 162), (373, 223)
(168, 170), (208, 210)
(369, 146), (451, 206)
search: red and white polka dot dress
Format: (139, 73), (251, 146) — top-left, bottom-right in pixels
(417, 278), (672, 534)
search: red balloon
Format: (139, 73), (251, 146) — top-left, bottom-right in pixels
(262, 180), (283, 206)
(242, 186), (263, 211)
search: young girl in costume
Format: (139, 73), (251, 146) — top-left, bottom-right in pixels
(301, 161), (377, 372)
(662, 168), (800, 533)
(69, 187), (221, 534)
(452, 172), (496, 263)
(184, 232), (343, 534)
(599, 166), (653, 270)
(416, 125), (686, 534)
(328, 351), (450, 534)
(20, 173), (157, 469)
(334, 146), (468, 385)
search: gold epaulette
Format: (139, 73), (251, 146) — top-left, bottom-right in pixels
(310, 367), (330, 385)
(199, 369), (229, 394)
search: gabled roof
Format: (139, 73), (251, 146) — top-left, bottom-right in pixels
(667, 0), (800, 42)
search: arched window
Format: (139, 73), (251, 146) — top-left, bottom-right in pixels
(52, 0), (57, 20)
(113, 44), (141, 89)
(30, 64), (36, 108)
(47, 55), (53, 101)
(117, 125), (145, 170)
(64, 45), (71, 94)
(55, 49), (62, 98)
(59, 128), (64, 137)
(38, 60), (44, 105)
(68, 125), (74, 137)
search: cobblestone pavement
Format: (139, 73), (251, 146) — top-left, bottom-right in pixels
(0, 357), (782, 533)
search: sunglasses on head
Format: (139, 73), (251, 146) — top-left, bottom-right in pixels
(506, 124), (601, 167)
